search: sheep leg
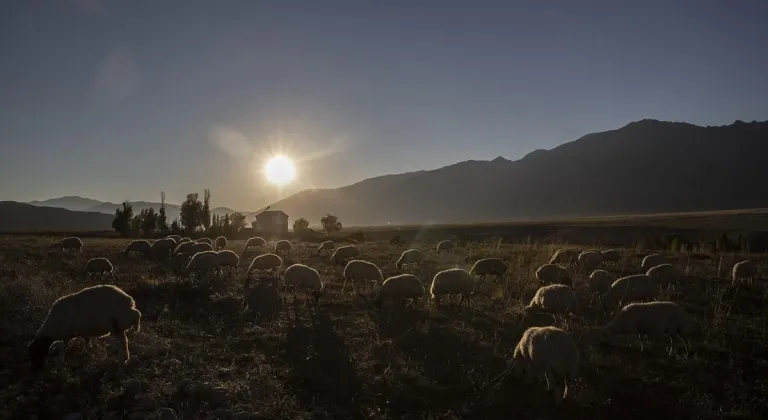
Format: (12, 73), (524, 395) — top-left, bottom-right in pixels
(111, 320), (129, 363)
(637, 333), (645, 352)
(458, 294), (464, 308)
(341, 277), (349, 293)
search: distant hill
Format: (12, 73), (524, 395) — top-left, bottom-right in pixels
(269, 119), (768, 226)
(28, 196), (105, 212)
(0, 201), (114, 231)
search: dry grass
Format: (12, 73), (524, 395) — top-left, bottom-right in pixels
(1, 235), (767, 419)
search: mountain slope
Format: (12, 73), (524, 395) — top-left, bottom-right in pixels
(28, 196), (105, 212)
(269, 119), (768, 226)
(0, 202), (114, 231)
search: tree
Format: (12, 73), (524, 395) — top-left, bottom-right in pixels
(320, 213), (342, 235)
(140, 207), (158, 236)
(229, 212), (246, 233)
(157, 191), (168, 232)
(202, 189), (212, 232)
(130, 214), (143, 236)
(180, 193), (203, 232)
(112, 201), (133, 237)
(293, 217), (309, 233)
(170, 219), (180, 233)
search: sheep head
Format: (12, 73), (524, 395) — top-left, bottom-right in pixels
(28, 337), (54, 369)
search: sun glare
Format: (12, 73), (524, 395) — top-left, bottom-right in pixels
(264, 155), (297, 186)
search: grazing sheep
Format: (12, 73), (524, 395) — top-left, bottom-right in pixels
(151, 237), (177, 258)
(216, 250), (240, 276)
(166, 234), (182, 242)
(374, 274), (425, 310)
(505, 326), (579, 407)
(184, 251), (219, 279)
(430, 268), (478, 307)
(83, 257), (114, 279)
(468, 258), (507, 283)
(587, 269), (616, 297)
(173, 241), (196, 257)
(245, 237), (266, 250)
(196, 237), (213, 246)
(55, 237), (83, 253)
(396, 248), (424, 272)
(732, 260), (757, 284)
(641, 253), (666, 270)
(28, 284), (141, 369)
(604, 301), (696, 354)
(190, 242), (214, 254)
(549, 248), (578, 265)
(214, 236), (227, 250)
(600, 249), (622, 264)
(342, 259), (383, 293)
(329, 245), (362, 266)
(535, 264), (572, 286)
(179, 237), (192, 244)
(275, 240), (292, 256)
(283, 264), (324, 303)
(172, 253), (189, 270)
(525, 284), (579, 317)
(601, 274), (659, 309)
(436, 240), (455, 256)
(646, 263), (680, 287)
(577, 250), (603, 271)
(245, 253), (284, 292)
(124, 240), (152, 257)
(317, 240), (336, 256)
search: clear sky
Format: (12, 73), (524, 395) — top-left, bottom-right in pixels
(1, 0), (767, 210)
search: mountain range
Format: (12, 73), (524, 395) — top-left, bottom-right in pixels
(3, 118), (767, 231)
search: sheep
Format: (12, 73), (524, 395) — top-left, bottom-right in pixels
(525, 284), (579, 319)
(329, 245), (361, 266)
(577, 250), (603, 271)
(374, 274), (425, 310)
(646, 263), (680, 287)
(184, 250), (219, 279)
(245, 253), (283, 292)
(28, 284), (141, 369)
(436, 240), (455, 256)
(342, 259), (383, 294)
(55, 236), (83, 254)
(245, 236), (266, 250)
(196, 237), (213, 246)
(396, 248), (424, 272)
(600, 249), (622, 264)
(468, 257), (507, 283)
(214, 236), (227, 250)
(732, 260), (757, 284)
(123, 240), (152, 257)
(283, 263), (324, 304)
(505, 326), (579, 407)
(641, 253), (666, 270)
(587, 269), (616, 297)
(216, 250), (240, 276)
(317, 240), (335, 256)
(430, 268), (478, 307)
(179, 237), (192, 244)
(603, 301), (696, 354)
(548, 248), (578, 265)
(83, 257), (114, 279)
(173, 241), (196, 256)
(190, 242), (214, 254)
(172, 252), (189, 270)
(601, 274), (659, 310)
(151, 237), (177, 258)
(166, 234), (182, 242)
(535, 264), (572, 286)
(275, 240), (292, 256)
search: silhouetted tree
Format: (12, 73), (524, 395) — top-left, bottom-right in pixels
(293, 217), (309, 233)
(157, 191), (168, 232)
(180, 193), (203, 232)
(202, 189), (211, 232)
(112, 201), (133, 237)
(320, 213), (342, 235)
(140, 207), (158, 236)
(229, 212), (246, 233)
(130, 214), (143, 236)
(170, 219), (180, 233)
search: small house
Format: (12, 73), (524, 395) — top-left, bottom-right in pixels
(253, 210), (289, 237)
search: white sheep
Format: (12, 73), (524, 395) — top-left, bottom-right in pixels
(283, 263), (324, 303)
(646, 263), (680, 287)
(577, 250), (603, 271)
(179, 237), (192, 244)
(245, 237), (266, 250)
(216, 250), (240, 276)
(166, 234), (182, 242)
(245, 253), (284, 292)
(184, 250), (219, 279)
(436, 240), (455, 256)
(468, 257), (507, 283)
(430, 268), (478, 307)
(55, 236), (83, 254)
(535, 264), (572, 286)
(275, 240), (292, 256)
(587, 269), (616, 297)
(373, 274), (425, 310)
(732, 260), (757, 284)
(396, 248), (424, 272)
(600, 249), (622, 264)
(214, 236), (227, 250)
(601, 274), (659, 309)
(641, 253), (666, 270)
(196, 237), (213, 246)
(505, 326), (579, 407)
(123, 240), (152, 257)
(83, 257), (114, 279)
(190, 242), (214, 254)
(604, 301), (696, 354)
(28, 284), (141, 369)
(548, 248), (578, 265)
(151, 237), (177, 258)
(329, 245), (361, 266)
(317, 240), (336, 256)
(342, 259), (383, 293)
(525, 284), (579, 318)
(173, 241), (196, 256)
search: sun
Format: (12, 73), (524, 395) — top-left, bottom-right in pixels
(264, 155), (297, 186)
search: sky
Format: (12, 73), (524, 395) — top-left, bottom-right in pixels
(1, 0), (767, 210)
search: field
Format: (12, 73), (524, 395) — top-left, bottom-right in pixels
(1, 234), (767, 420)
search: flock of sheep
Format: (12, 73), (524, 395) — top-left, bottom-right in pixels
(32, 236), (761, 407)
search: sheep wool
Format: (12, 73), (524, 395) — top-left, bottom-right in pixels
(602, 274), (659, 308)
(342, 259), (383, 293)
(190, 242), (214, 254)
(151, 238), (177, 256)
(587, 270), (616, 296)
(468, 258), (507, 283)
(58, 237), (83, 253)
(184, 251), (219, 277)
(646, 263), (680, 286)
(173, 241), (196, 256)
(641, 253), (666, 270)
(196, 237), (213, 246)
(245, 237), (267, 250)
(600, 249), (622, 263)
(396, 248), (424, 271)
(247, 253), (283, 274)
(525, 284), (579, 315)
(317, 240), (336, 255)
(506, 326), (579, 407)
(283, 264), (324, 303)
(124, 240), (152, 256)
(430, 268), (477, 306)
(732, 260), (757, 283)
(605, 301), (696, 352)
(84, 257), (114, 278)
(166, 234), (182, 243)
(28, 284), (141, 369)
(214, 236), (227, 250)
(436, 240), (455, 255)
(374, 274), (425, 309)
(535, 264), (572, 286)
(549, 248), (578, 265)
(329, 245), (361, 266)
(577, 251), (603, 270)
(216, 250), (240, 275)
(275, 240), (292, 255)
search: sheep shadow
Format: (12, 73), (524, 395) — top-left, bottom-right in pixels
(276, 309), (363, 418)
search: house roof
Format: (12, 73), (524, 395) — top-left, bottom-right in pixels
(255, 210), (289, 218)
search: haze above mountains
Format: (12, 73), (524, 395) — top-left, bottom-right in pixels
(3, 118), (767, 231)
